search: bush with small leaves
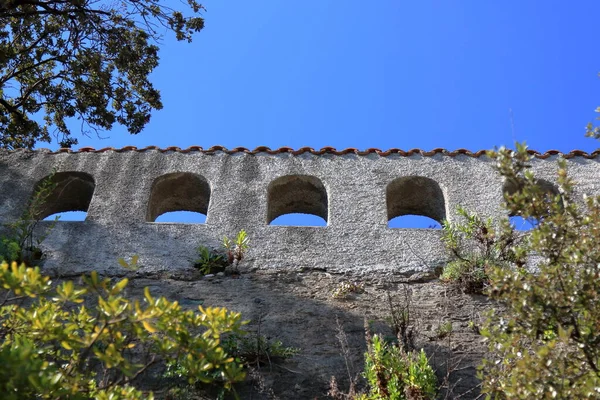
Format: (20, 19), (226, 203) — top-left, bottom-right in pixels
(222, 333), (300, 367)
(441, 206), (525, 294)
(478, 143), (600, 399)
(358, 333), (436, 400)
(0, 261), (247, 399)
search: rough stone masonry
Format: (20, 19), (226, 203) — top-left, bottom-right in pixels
(0, 147), (598, 278)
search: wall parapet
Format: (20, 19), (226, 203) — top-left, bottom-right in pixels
(0, 147), (598, 277)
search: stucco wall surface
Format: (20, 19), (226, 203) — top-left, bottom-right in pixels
(0, 148), (598, 277)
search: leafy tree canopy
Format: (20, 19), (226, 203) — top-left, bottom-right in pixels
(0, 0), (205, 149)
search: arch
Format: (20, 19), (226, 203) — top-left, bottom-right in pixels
(509, 215), (537, 231)
(147, 172), (211, 222)
(386, 176), (446, 226)
(502, 178), (560, 199)
(32, 171), (95, 220)
(267, 175), (328, 225)
(388, 215), (442, 229)
(502, 178), (562, 227)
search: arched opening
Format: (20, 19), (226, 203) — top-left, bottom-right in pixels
(509, 215), (537, 231)
(270, 213), (327, 227)
(386, 176), (445, 228)
(32, 171), (95, 221)
(503, 178), (561, 230)
(43, 211), (88, 221)
(147, 172), (210, 223)
(388, 215), (442, 229)
(267, 175), (328, 226)
(155, 211), (207, 223)
(503, 178), (560, 199)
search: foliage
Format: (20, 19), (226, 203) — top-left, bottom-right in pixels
(223, 332), (300, 367)
(193, 245), (228, 275)
(193, 230), (250, 276)
(478, 143), (600, 399)
(0, 0), (205, 149)
(440, 206), (525, 294)
(223, 229), (249, 272)
(435, 322), (453, 340)
(0, 170), (58, 265)
(332, 280), (365, 299)
(0, 261), (247, 399)
(357, 333), (436, 400)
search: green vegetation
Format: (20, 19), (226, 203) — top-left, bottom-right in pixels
(223, 333), (300, 367)
(441, 142), (600, 398)
(329, 291), (437, 400)
(193, 230), (250, 275)
(435, 321), (453, 340)
(222, 229), (250, 272)
(357, 333), (436, 400)
(193, 245), (228, 275)
(478, 144), (600, 399)
(0, 170), (58, 265)
(441, 206), (524, 294)
(0, 261), (247, 399)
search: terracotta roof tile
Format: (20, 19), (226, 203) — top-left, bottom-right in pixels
(3, 146), (599, 158)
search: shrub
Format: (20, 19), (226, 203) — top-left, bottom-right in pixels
(194, 230), (250, 275)
(358, 334), (436, 400)
(223, 333), (300, 367)
(193, 245), (228, 275)
(435, 321), (453, 340)
(479, 143), (600, 399)
(0, 261), (247, 399)
(440, 206), (525, 294)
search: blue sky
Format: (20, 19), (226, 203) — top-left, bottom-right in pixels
(63, 0), (600, 153)
(48, 1), (600, 225)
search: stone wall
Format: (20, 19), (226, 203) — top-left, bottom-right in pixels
(0, 147), (598, 277)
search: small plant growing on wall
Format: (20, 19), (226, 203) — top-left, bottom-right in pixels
(222, 333), (300, 367)
(0, 170), (59, 265)
(193, 245), (228, 275)
(194, 230), (250, 275)
(223, 229), (249, 273)
(440, 206), (525, 294)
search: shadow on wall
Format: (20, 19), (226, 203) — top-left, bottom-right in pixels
(503, 178), (562, 231)
(387, 176), (445, 229)
(267, 175), (328, 226)
(147, 172), (210, 223)
(35, 171), (95, 222)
